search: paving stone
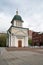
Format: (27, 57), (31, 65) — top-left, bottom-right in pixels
(0, 47), (43, 65)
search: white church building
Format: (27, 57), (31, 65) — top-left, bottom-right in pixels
(7, 10), (29, 47)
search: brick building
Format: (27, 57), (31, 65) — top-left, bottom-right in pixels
(29, 30), (43, 46)
(32, 32), (43, 46)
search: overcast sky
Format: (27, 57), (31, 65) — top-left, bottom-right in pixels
(0, 0), (43, 32)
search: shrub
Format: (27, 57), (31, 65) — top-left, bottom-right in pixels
(0, 34), (7, 47)
(28, 39), (32, 46)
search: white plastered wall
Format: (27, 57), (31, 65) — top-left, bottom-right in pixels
(10, 35), (28, 47)
(14, 36), (25, 47)
(9, 33), (11, 47)
(13, 20), (16, 26)
(11, 36), (24, 47)
(24, 36), (28, 47)
(11, 35), (15, 47)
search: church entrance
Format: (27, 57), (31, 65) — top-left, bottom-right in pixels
(18, 40), (22, 47)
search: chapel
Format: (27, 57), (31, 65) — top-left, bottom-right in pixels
(7, 10), (28, 47)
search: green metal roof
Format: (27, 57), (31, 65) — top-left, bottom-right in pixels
(11, 15), (23, 23)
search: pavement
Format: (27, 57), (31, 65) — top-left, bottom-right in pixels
(0, 47), (43, 65)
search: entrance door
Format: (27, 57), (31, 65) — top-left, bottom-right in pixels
(18, 40), (22, 47)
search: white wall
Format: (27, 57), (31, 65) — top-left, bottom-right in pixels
(10, 35), (28, 47)
(16, 21), (22, 27)
(11, 36), (25, 47)
(14, 36), (24, 47)
(14, 36), (18, 47)
(12, 20), (22, 27)
(24, 36), (28, 47)
(13, 20), (16, 26)
(11, 35), (15, 47)
(9, 33), (11, 47)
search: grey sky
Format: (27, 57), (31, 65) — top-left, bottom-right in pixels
(0, 0), (43, 32)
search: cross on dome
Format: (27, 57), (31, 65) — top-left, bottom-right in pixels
(16, 9), (18, 15)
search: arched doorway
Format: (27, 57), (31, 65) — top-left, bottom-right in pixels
(18, 40), (22, 47)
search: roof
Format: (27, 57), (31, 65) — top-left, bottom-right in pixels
(11, 15), (23, 23)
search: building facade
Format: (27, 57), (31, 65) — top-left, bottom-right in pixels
(28, 30), (43, 46)
(32, 32), (43, 46)
(7, 10), (28, 47)
(28, 30), (32, 39)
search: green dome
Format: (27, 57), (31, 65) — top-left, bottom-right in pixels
(11, 15), (23, 23)
(14, 15), (22, 20)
